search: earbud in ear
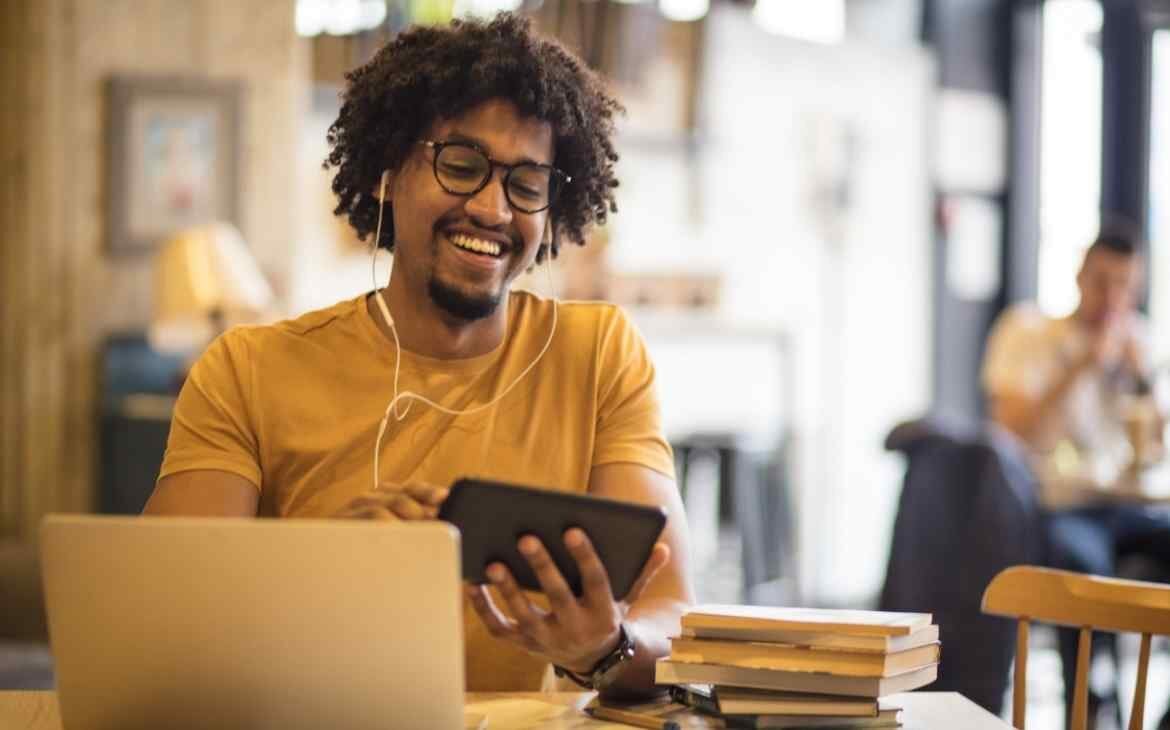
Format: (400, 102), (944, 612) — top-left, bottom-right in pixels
(379, 170), (390, 203)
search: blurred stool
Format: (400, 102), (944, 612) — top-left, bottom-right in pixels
(99, 333), (184, 514)
(0, 540), (53, 690)
(674, 432), (795, 605)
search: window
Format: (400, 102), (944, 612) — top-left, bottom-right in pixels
(1149, 30), (1170, 357)
(1037, 0), (1104, 317)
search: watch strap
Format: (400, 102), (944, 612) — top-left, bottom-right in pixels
(553, 623), (636, 690)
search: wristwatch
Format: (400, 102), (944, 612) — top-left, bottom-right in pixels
(554, 623), (636, 691)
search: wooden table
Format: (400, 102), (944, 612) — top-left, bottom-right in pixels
(0, 690), (1013, 729)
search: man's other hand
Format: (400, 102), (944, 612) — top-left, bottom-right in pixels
(333, 482), (449, 520)
(1084, 312), (1136, 371)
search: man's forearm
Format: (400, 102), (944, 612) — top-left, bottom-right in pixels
(1019, 358), (1090, 441)
(599, 598), (687, 699)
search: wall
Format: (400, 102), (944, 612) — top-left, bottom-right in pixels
(611, 5), (935, 605)
(1152, 31), (1170, 360)
(290, 87), (377, 314)
(0, 0), (306, 538)
(925, 0), (1019, 420)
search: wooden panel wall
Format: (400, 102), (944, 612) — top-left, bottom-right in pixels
(1, 0), (74, 540)
(0, 0), (306, 540)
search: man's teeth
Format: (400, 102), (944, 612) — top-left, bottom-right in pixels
(450, 233), (502, 257)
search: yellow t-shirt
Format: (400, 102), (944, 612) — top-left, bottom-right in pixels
(159, 290), (674, 691)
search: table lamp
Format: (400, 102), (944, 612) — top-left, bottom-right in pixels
(149, 222), (274, 355)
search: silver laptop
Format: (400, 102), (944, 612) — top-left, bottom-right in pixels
(41, 515), (465, 730)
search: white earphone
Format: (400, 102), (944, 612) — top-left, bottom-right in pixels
(370, 168), (559, 489)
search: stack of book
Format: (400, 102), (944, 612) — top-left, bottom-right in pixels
(655, 605), (941, 728)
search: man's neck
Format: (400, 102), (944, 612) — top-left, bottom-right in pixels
(369, 275), (508, 360)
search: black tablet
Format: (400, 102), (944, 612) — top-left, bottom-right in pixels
(437, 478), (668, 600)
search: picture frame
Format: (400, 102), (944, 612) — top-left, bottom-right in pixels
(105, 75), (243, 255)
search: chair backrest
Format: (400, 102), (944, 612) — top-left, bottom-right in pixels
(982, 565), (1170, 730)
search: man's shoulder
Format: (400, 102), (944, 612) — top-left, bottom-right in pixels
(994, 302), (1053, 333)
(558, 298), (632, 332)
(273, 295), (367, 337)
(224, 295), (364, 345)
(207, 295), (367, 366)
(513, 291), (633, 340)
(983, 302), (1070, 387)
(988, 302), (1072, 349)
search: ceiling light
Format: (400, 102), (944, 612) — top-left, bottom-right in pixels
(752, 0), (845, 43)
(659, 0), (709, 22)
(296, 0), (387, 37)
(453, 0), (524, 18)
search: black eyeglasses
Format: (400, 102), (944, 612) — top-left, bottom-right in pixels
(419, 140), (570, 214)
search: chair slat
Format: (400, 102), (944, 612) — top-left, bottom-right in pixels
(1071, 627), (1092, 730)
(1128, 633), (1152, 730)
(1014, 619), (1029, 730)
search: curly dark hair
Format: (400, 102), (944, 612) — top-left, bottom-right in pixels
(1090, 215), (1145, 257)
(324, 12), (622, 261)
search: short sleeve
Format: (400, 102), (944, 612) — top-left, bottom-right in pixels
(592, 308), (675, 479)
(981, 305), (1056, 400)
(158, 330), (263, 489)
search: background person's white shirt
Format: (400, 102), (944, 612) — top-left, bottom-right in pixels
(982, 304), (1147, 508)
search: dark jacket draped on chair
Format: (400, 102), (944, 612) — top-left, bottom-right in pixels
(880, 417), (1046, 715)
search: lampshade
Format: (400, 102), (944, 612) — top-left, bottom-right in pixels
(149, 222), (274, 354)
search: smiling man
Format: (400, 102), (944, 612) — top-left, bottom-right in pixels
(143, 13), (694, 699)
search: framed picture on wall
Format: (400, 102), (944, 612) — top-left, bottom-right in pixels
(105, 75), (243, 254)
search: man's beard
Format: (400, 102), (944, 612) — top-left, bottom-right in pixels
(428, 275), (503, 321)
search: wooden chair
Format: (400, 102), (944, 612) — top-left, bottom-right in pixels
(982, 565), (1170, 730)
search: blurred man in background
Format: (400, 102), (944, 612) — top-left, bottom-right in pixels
(983, 223), (1170, 729)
